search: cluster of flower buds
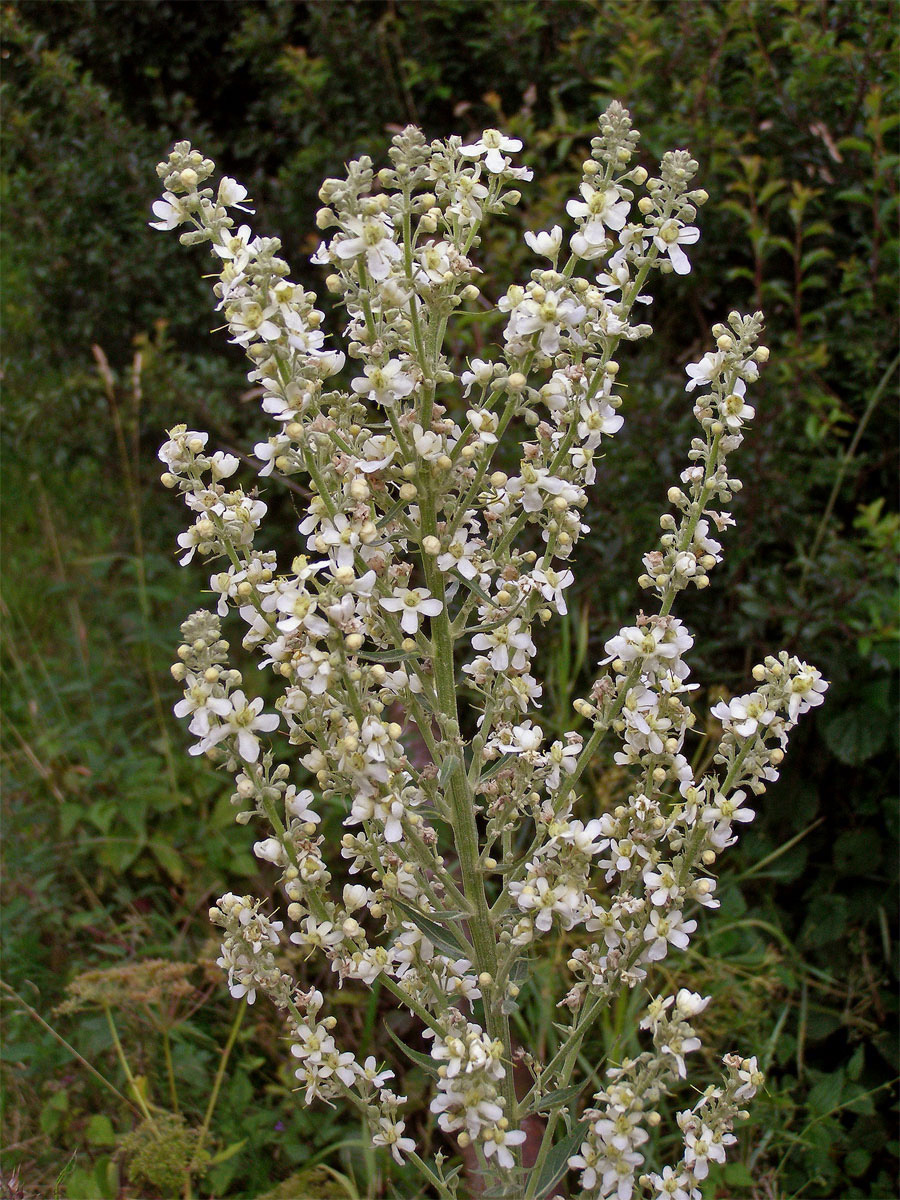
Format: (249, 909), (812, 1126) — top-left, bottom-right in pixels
(153, 102), (824, 1196)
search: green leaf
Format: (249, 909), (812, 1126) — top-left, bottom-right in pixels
(845, 1147), (872, 1177)
(356, 647), (419, 664)
(438, 754), (459, 788)
(207, 1138), (247, 1166)
(723, 1162), (755, 1186)
(391, 899), (469, 959)
(149, 840), (186, 880)
(60, 803), (83, 836)
(821, 703), (887, 764)
(533, 1120), (587, 1198)
(847, 1044), (865, 1081)
(806, 1068), (844, 1115)
(526, 1080), (586, 1116)
(375, 496), (409, 529)
(85, 1113), (116, 1147)
(452, 569), (495, 611)
(509, 957), (535, 983)
(384, 1023), (438, 1076)
(40, 1090), (69, 1135)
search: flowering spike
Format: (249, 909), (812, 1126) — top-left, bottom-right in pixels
(152, 104), (825, 1195)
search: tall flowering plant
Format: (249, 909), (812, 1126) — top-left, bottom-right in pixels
(153, 104), (826, 1199)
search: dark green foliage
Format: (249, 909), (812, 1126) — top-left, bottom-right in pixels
(2, 2), (897, 1197)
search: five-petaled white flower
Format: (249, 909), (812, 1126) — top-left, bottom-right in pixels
(379, 587), (443, 634)
(220, 690), (280, 763)
(460, 128), (523, 173)
(334, 214), (402, 281)
(654, 219), (700, 274)
(351, 359), (415, 406)
(372, 1116), (416, 1164)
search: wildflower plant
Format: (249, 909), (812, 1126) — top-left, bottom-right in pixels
(152, 103), (827, 1199)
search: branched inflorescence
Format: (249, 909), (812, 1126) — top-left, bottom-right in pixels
(152, 103), (826, 1199)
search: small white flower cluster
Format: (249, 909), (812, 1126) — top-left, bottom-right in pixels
(169, 609), (278, 764)
(428, 1021), (526, 1168)
(569, 989), (762, 1200)
(210, 892), (288, 1007)
(153, 104), (825, 1196)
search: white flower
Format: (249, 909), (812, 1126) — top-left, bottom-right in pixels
(701, 788), (755, 841)
(674, 989), (711, 1018)
(530, 566), (574, 614)
(467, 408), (499, 444)
(216, 176), (254, 211)
(350, 359), (415, 406)
(359, 1056), (394, 1089)
(733, 1055), (764, 1101)
(567, 183), (631, 259)
(495, 721), (543, 753)
(646, 1165), (692, 1200)
(504, 289), (586, 355)
(379, 587), (442, 634)
(286, 787), (320, 824)
(685, 351), (724, 393)
(642, 863), (682, 907)
(227, 300), (282, 346)
(372, 1116), (416, 1164)
(290, 917), (345, 952)
(149, 191), (191, 230)
(711, 693), (775, 737)
(577, 399), (624, 449)
(437, 529), (482, 579)
(654, 219), (700, 274)
(416, 239), (454, 284)
(461, 357), (495, 395)
(460, 128), (523, 173)
(643, 909), (697, 962)
(718, 379), (756, 428)
(569, 1142), (600, 1189)
(334, 214), (401, 281)
(210, 451), (240, 480)
(787, 665), (828, 720)
(482, 1125), (527, 1169)
(221, 690), (280, 763)
(567, 182), (630, 229)
(524, 225), (563, 259)
(412, 423), (444, 460)
(472, 618), (535, 671)
(253, 434), (291, 477)
(212, 223), (253, 263)
(253, 837), (287, 866)
(683, 1120), (730, 1179)
(174, 675), (231, 736)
